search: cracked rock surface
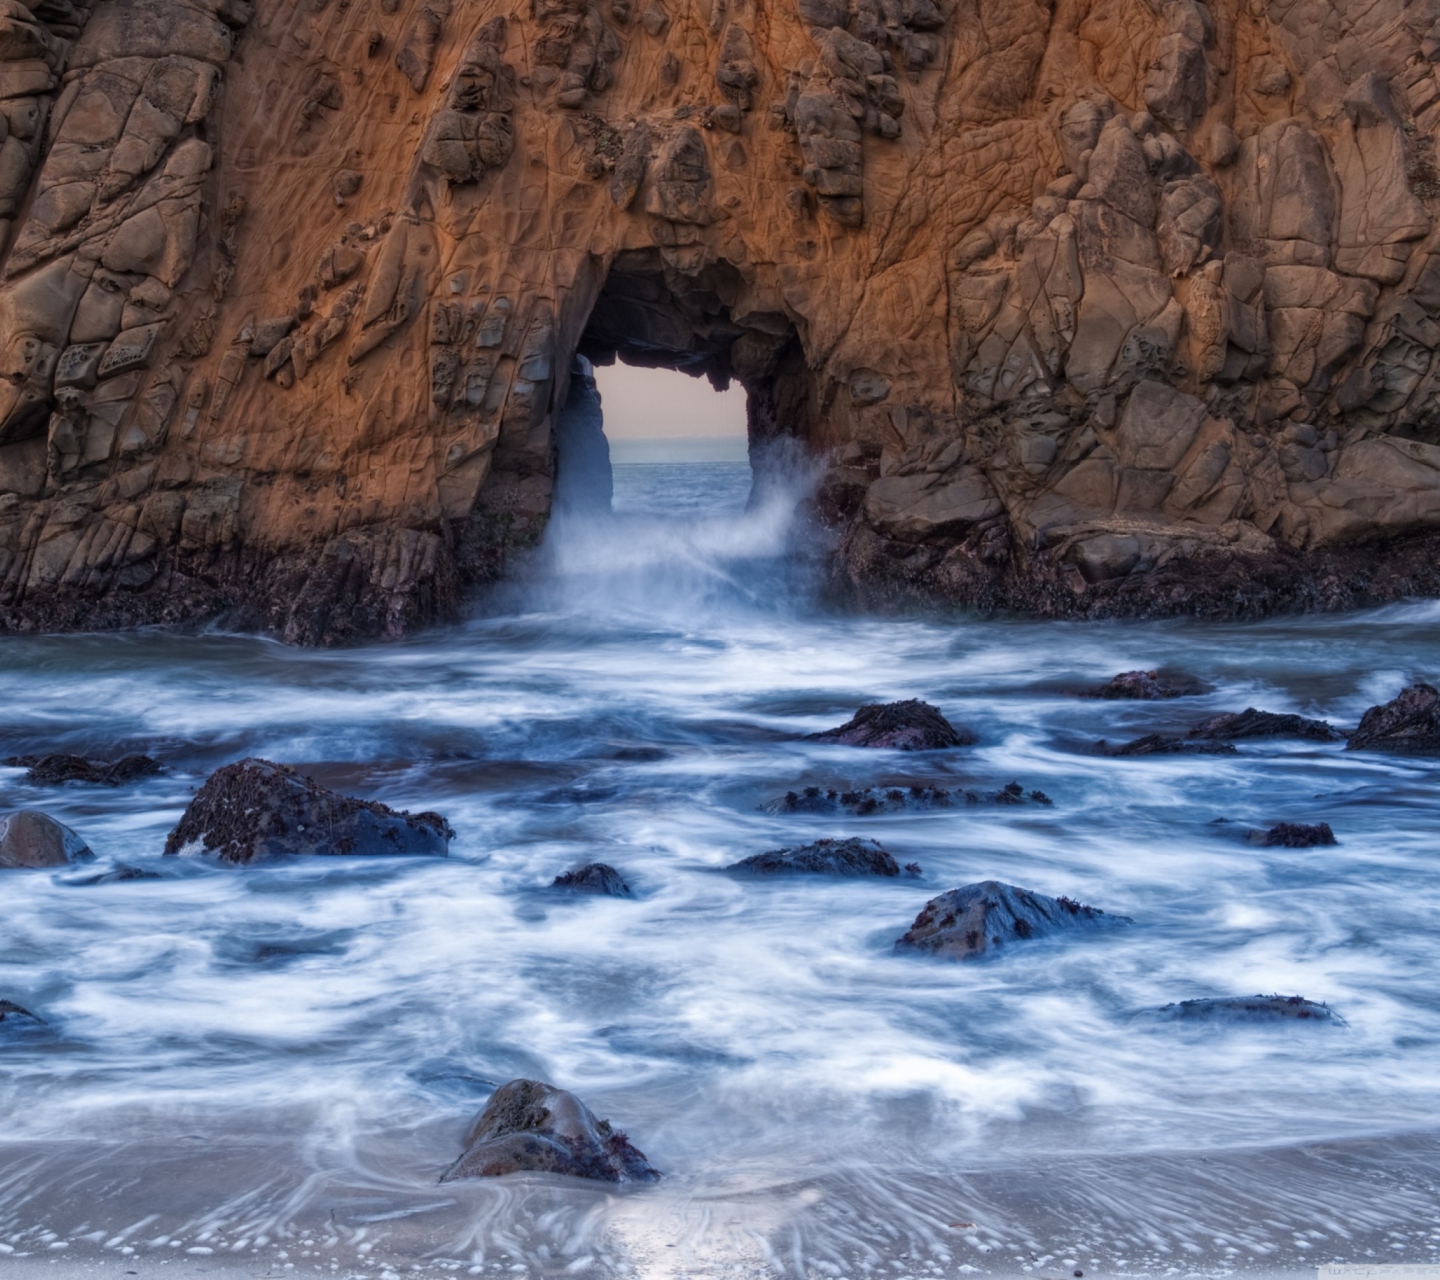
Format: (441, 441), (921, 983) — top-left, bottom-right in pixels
(5, 0), (1440, 641)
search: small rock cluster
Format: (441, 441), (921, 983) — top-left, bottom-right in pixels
(764, 782), (1053, 814)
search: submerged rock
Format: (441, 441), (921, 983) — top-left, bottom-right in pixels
(2, 753), (164, 786)
(809, 700), (976, 750)
(0, 810), (93, 868)
(1099, 733), (1237, 756)
(1347, 684), (1440, 755)
(0, 999), (47, 1039)
(1254, 822), (1337, 848)
(163, 758), (453, 865)
(895, 880), (1128, 961)
(66, 863), (164, 885)
(1143, 995), (1340, 1024)
(441, 1078), (660, 1183)
(551, 862), (633, 897)
(1187, 709), (1342, 741)
(728, 837), (918, 878)
(1085, 670), (1210, 700)
(764, 782), (1052, 815)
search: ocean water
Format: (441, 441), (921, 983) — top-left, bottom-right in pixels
(1, 460), (1439, 1277)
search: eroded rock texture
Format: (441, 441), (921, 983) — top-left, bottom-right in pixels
(8, 0), (1440, 639)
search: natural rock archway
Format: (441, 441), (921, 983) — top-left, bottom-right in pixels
(5, 0), (1440, 642)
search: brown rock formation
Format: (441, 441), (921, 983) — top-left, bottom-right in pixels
(6, 0), (1440, 640)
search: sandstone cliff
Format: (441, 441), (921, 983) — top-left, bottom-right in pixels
(4, 0), (1440, 641)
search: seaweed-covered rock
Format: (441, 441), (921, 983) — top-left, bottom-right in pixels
(163, 758), (453, 865)
(1347, 684), (1440, 755)
(763, 782), (1052, 815)
(895, 880), (1128, 961)
(1099, 733), (1237, 756)
(1254, 822), (1337, 848)
(551, 862), (632, 897)
(441, 1079), (660, 1183)
(2, 754), (164, 786)
(1143, 995), (1340, 1024)
(728, 837), (918, 877)
(1086, 670), (1210, 699)
(0, 810), (93, 869)
(0, 999), (48, 1039)
(1187, 710), (1342, 741)
(809, 700), (976, 750)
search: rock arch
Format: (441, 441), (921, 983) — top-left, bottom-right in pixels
(5, 0), (1440, 642)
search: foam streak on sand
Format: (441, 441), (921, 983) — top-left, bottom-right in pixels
(1, 464), (1440, 1276)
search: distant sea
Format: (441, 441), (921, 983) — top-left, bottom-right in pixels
(606, 433), (749, 463)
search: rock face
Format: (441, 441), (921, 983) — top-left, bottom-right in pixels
(1255, 821), (1336, 846)
(551, 861), (632, 896)
(441, 1078), (660, 1183)
(0, 808), (92, 867)
(1348, 683), (1440, 754)
(810, 699), (973, 749)
(0, 998), (48, 1038)
(728, 835), (914, 876)
(163, 757), (453, 863)
(9, 1), (1440, 641)
(1187, 709), (1341, 740)
(895, 880), (1127, 960)
(1086, 670), (1208, 700)
(1143, 994), (1339, 1023)
(3, 752), (163, 784)
(1099, 732), (1236, 755)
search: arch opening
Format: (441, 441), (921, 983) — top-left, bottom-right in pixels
(553, 249), (812, 516)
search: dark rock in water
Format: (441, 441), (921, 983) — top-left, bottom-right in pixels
(895, 880), (1128, 961)
(728, 837), (917, 878)
(2, 753), (164, 786)
(1085, 670), (1210, 700)
(763, 781), (1052, 815)
(1254, 822), (1337, 848)
(0, 999), (47, 1038)
(67, 863), (163, 886)
(441, 1078), (660, 1183)
(1145, 995), (1339, 1024)
(1099, 733), (1237, 757)
(809, 699), (976, 750)
(163, 758), (453, 865)
(1187, 709), (1342, 742)
(552, 862), (633, 897)
(0, 810), (93, 868)
(1347, 684), (1440, 755)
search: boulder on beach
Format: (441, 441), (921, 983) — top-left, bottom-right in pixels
(0, 999), (48, 1039)
(895, 880), (1129, 961)
(809, 699), (976, 750)
(2, 753), (164, 786)
(0, 810), (93, 868)
(728, 837), (919, 878)
(763, 782), (1052, 815)
(1142, 995), (1340, 1024)
(1347, 684), (1440, 755)
(163, 758), (453, 865)
(441, 1078), (660, 1183)
(1253, 822), (1337, 848)
(1186, 709), (1342, 742)
(1098, 733), (1237, 756)
(1085, 670), (1210, 700)
(551, 862), (633, 897)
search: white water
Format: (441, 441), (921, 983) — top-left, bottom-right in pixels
(1, 460), (1439, 1276)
